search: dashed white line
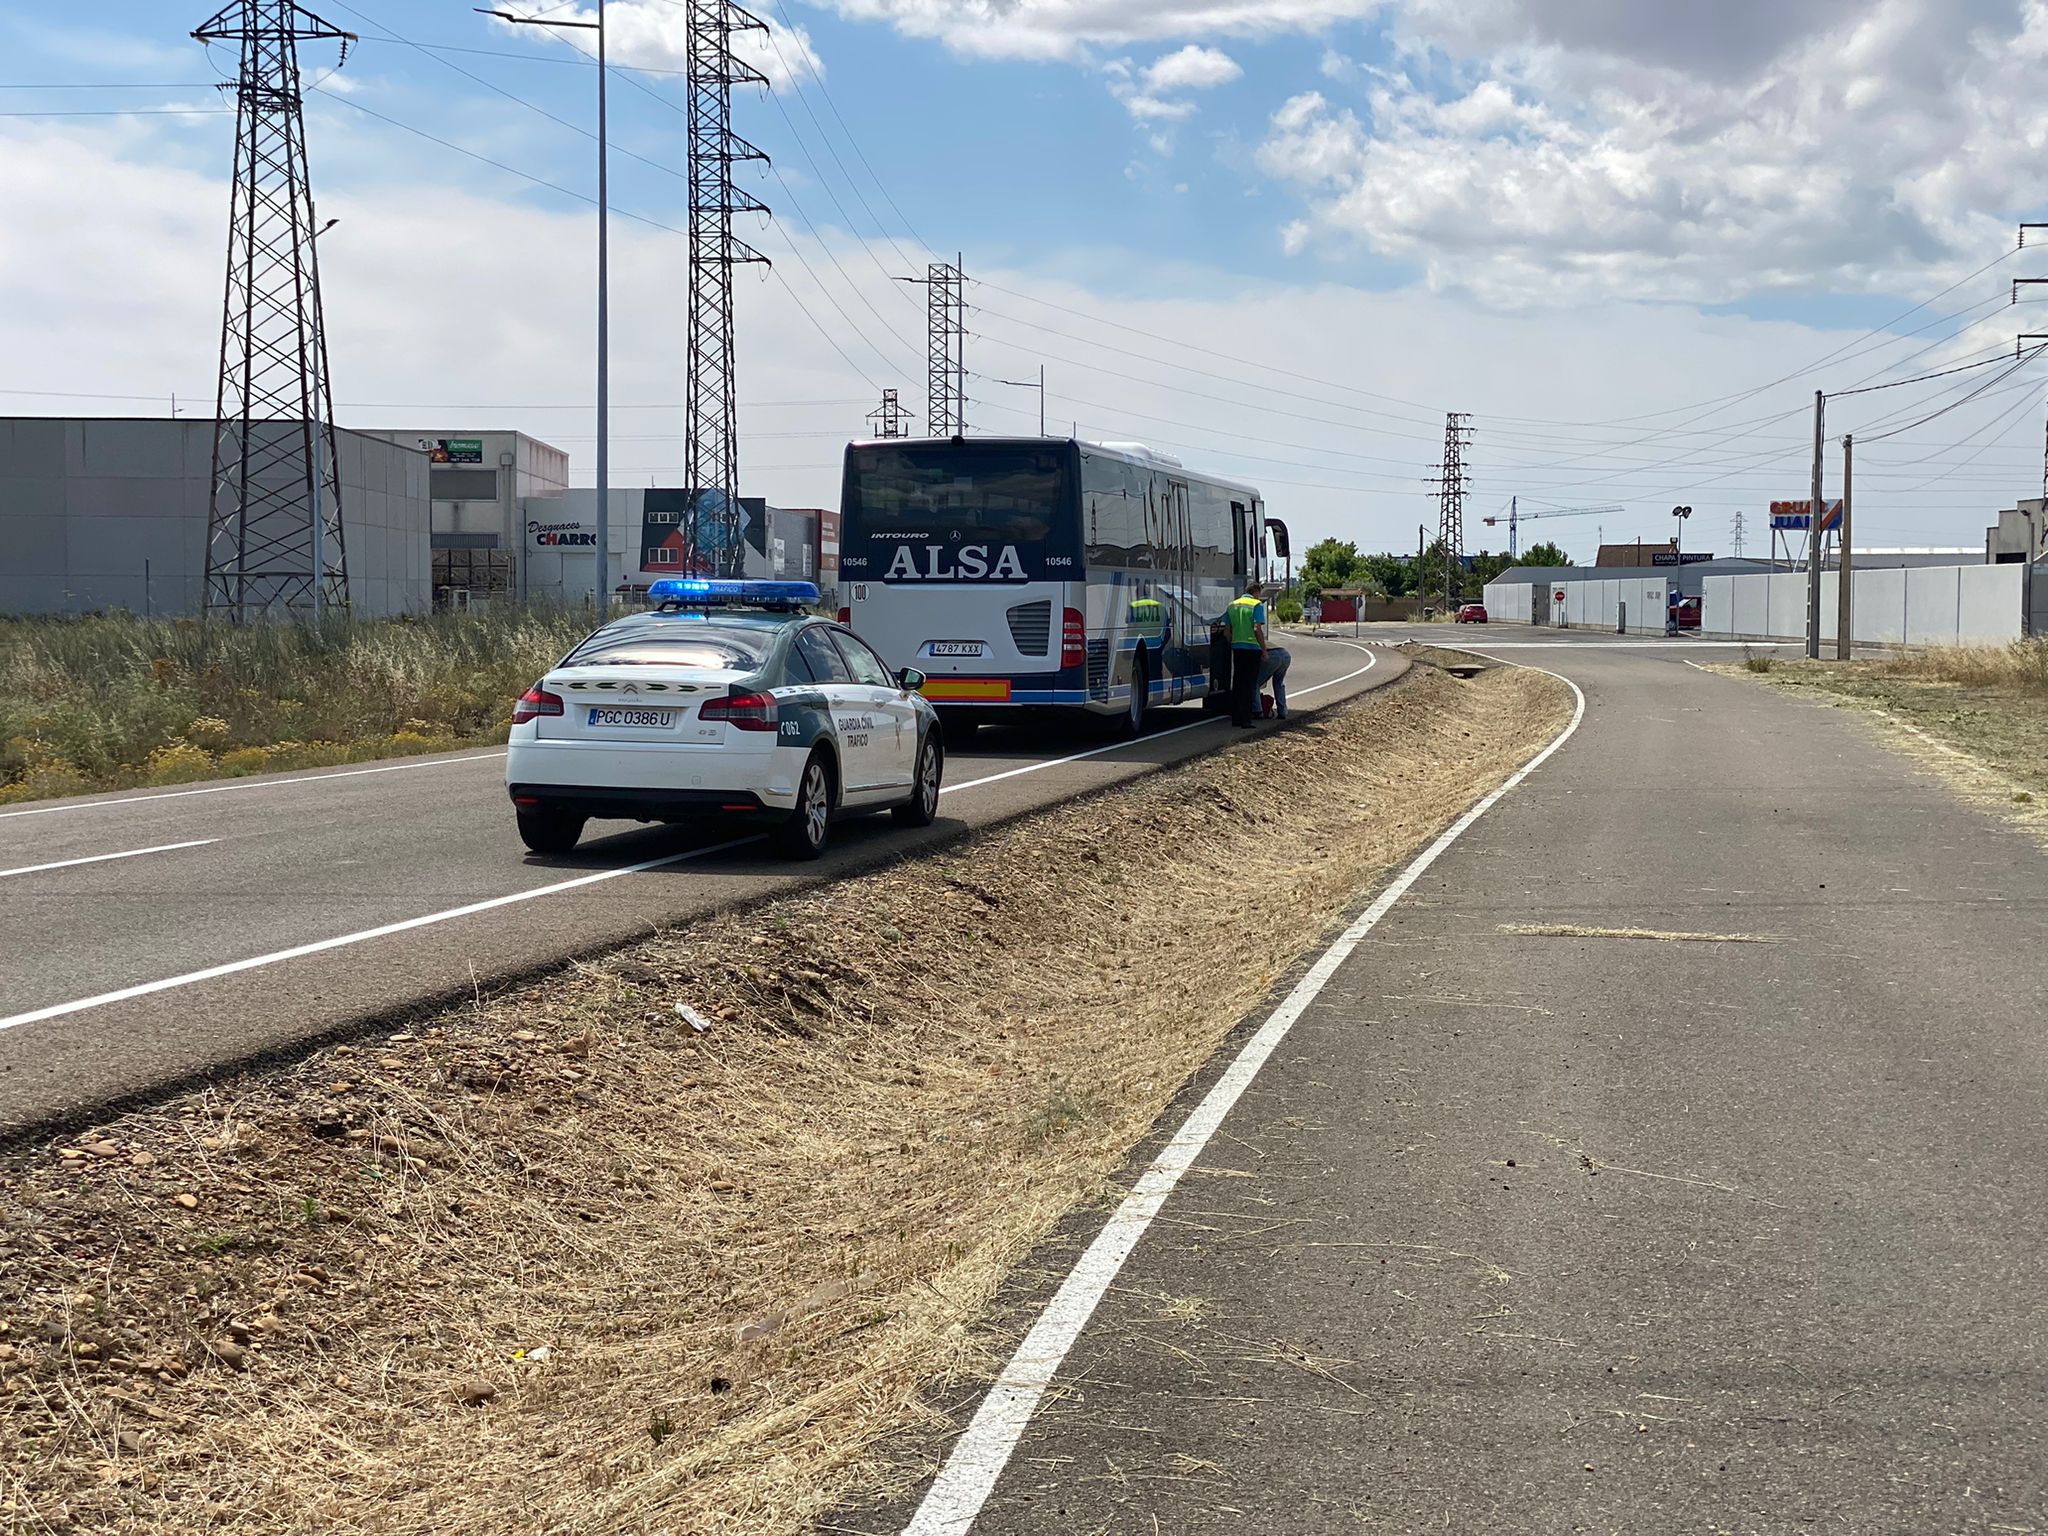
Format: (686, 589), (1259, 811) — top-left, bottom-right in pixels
(0, 751), (508, 821)
(0, 840), (216, 880)
(899, 660), (1587, 1536)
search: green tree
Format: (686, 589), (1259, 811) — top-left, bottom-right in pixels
(1519, 539), (1574, 568)
(1358, 552), (1414, 597)
(1420, 538), (1466, 605)
(1469, 549), (1514, 586)
(1298, 538), (1362, 597)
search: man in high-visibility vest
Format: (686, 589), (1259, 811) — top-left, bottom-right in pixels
(1226, 581), (1268, 727)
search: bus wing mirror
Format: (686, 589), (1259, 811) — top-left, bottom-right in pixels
(1267, 519), (1291, 559)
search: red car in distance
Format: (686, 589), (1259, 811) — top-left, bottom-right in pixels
(1455, 603), (1489, 623)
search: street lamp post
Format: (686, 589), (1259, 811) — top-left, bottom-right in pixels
(989, 366), (1047, 436)
(479, 4), (607, 611)
(1669, 504), (1691, 634)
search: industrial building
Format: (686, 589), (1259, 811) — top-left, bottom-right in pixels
(355, 428), (569, 606)
(1985, 500), (2046, 565)
(0, 416), (431, 618)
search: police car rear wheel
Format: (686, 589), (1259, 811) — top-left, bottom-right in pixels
(774, 752), (832, 860)
(517, 807), (585, 856)
(893, 735), (942, 826)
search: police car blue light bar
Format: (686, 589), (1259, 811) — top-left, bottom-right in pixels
(648, 578), (820, 609)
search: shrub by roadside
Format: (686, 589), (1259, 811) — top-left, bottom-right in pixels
(0, 608), (595, 804)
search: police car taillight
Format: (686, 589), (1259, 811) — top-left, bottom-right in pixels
(512, 685), (563, 725)
(700, 689), (778, 732)
(1061, 607), (1086, 669)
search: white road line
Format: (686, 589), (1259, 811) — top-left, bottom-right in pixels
(941, 649), (1379, 798)
(0, 751), (508, 822)
(0, 840), (216, 880)
(1404, 640), (1795, 649)
(0, 642), (1385, 1034)
(900, 662), (1588, 1536)
(0, 835), (757, 1035)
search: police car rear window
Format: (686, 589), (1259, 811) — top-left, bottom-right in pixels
(565, 622), (774, 670)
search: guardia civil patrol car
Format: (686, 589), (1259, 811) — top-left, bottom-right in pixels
(505, 579), (943, 859)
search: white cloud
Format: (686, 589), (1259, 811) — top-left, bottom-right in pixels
(820, 0), (1383, 60)
(486, 2), (824, 90)
(1258, 0), (2048, 308)
(1143, 43), (1242, 92)
(1108, 43), (1240, 135)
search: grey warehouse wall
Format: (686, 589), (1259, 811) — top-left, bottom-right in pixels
(0, 418), (429, 618)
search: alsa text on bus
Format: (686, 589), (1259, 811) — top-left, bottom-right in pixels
(883, 544), (1029, 581)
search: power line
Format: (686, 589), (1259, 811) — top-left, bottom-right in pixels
(1857, 346), (2047, 444)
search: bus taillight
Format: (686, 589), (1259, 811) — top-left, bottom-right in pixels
(1061, 607), (1085, 670)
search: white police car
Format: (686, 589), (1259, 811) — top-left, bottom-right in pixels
(506, 579), (943, 859)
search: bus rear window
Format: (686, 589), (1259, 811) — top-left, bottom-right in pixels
(844, 445), (1073, 543)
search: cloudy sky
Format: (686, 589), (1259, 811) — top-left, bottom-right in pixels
(4, 0), (2048, 559)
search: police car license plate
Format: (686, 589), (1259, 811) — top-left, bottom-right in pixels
(930, 641), (985, 657)
(587, 706), (677, 729)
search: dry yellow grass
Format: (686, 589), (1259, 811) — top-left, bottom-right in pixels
(1868, 639), (2048, 693)
(1721, 642), (2048, 839)
(0, 663), (1571, 1535)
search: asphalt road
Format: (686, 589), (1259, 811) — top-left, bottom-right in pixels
(873, 625), (2048, 1534)
(0, 633), (1402, 1137)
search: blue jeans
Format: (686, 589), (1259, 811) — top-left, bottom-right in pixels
(1258, 646), (1291, 716)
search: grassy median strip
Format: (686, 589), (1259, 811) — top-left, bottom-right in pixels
(0, 608), (594, 804)
(1728, 641), (2048, 821)
(0, 660), (1572, 1534)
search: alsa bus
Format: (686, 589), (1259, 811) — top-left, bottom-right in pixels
(838, 437), (1288, 733)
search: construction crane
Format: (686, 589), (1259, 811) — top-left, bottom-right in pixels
(1481, 497), (1626, 559)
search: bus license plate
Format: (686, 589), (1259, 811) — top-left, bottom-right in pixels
(930, 641), (985, 657)
(588, 706), (677, 728)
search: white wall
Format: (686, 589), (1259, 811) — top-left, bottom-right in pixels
(1486, 580), (1533, 622)
(1698, 562), (2023, 646)
(1487, 574), (1668, 633)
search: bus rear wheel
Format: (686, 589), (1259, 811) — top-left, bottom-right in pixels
(1124, 648), (1150, 737)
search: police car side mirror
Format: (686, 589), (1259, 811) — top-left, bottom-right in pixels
(899, 667), (927, 693)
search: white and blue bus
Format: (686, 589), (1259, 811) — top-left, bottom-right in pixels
(838, 436), (1288, 733)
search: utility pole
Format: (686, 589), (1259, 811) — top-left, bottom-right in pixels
(918, 255), (967, 438)
(195, 0), (353, 621)
(1508, 494), (1518, 559)
(683, 0), (771, 577)
(866, 387), (912, 438)
(1807, 389), (1825, 659)
(1836, 435), (1854, 660)
(1424, 412), (1472, 612)
(1731, 510), (1746, 558)
(481, 2), (608, 609)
